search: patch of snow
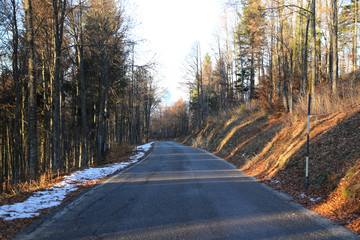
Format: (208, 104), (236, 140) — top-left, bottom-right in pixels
(309, 197), (321, 202)
(300, 193), (307, 198)
(270, 179), (280, 184)
(299, 193), (321, 202)
(0, 142), (154, 220)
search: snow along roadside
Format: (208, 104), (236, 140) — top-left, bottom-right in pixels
(0, 142), (154, 220)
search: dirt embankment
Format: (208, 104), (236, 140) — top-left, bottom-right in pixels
(181, 106), (360, 234)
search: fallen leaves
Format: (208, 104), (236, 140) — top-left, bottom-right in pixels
(182, 104), (360, 235)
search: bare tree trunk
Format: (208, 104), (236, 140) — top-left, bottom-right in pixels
(24, 0), (38, 180)
(41, 53), (48, 173)
(327, 30), (332, 83)
(269, 12), (274, 106)
(53, 47), (61, 171)
(73, 79), (79, 169)
(302, 12), (310, 96)
(52, 0), (67, 171)
(257, 53), (261, 86)
(197, 73), (201, 129)
(11, 0), (20, 184)
(289, 50), (294, 114)
(4, 120), (9, 191)
(250, 49), (255, 102)
(21, 83), (26, 179)
(72, 1), (87, 167)
(331, 0), (338, 94)
(311, 0), (316, 95)
(96, 51), (109, 163)
(354, 0), (358, 86)
(200, 68), (204, 125)
(277, 54), (281, 99)
(279, 15), (289, 111)
(0, 124), (3, 192)
(80, 44), (87, 167)
(238, 40), (245, 103)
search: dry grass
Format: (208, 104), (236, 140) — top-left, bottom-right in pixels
(294, 83), (360, 117)
(181, 82), (360, 234)
(207, 102), (261, 124)
(104, 143), (133, 164)
(214, 112), (263, 154)
(245, 107), (360, 233)
(0, 170), (66, 205)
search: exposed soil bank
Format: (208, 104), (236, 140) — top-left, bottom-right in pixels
(180, 106), (360, 234)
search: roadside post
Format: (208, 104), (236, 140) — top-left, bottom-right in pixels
(305, 73), (312, 189)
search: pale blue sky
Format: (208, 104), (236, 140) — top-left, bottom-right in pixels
(133, 0), (225, 105)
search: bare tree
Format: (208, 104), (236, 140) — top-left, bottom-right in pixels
(354, 0), (358, 86)
(184, 41), (203, 129)
(24, 0), (38, 179)
(331, 0), (338, 94)
(310, 0), (316, 95)
(52, 0), (67, 171)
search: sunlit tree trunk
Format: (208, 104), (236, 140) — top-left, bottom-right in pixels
(353, 0), (358, 86)
(311, 0), (316, 95)
(331, 0), (338, 94)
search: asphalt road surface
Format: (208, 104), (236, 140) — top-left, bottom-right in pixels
(13, 141), (358, 240)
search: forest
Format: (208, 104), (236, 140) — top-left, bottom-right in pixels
(152, 0), (359, 137)
(0, 0), (157, 193)
(1, 0), (360, 195)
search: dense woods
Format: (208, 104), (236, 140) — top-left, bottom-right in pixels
(150, 99), (189, 139)
(1, 0), (360, 193)
(0, 0), (157, 192)
(173, 0), (359, 131)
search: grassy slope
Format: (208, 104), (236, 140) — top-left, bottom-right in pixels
(181, 105), (360, 233)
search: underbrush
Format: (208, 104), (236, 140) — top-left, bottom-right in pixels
(0, 143), (133, 206)
(0, 143), (136, 239)
(104, 143), (133, 164)
(294, 83), (360, 117)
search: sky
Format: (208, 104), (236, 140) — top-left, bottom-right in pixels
(132, 0), (225, 105)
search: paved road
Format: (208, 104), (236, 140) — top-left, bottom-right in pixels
(14, 141), (358, 240)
